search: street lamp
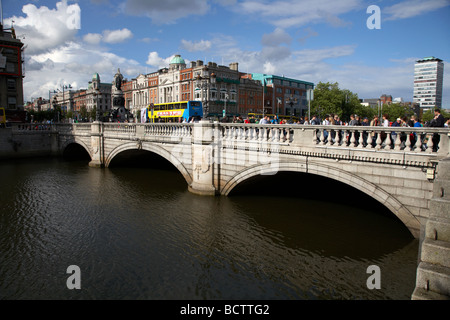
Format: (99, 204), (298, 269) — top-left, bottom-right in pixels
(223, 93), (229, 120)
(286, 94), (298, 123)
(195, 70), (216, 119)
(277, 98), (282, 116)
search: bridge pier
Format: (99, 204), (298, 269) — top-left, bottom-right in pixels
(412, 157), (450, 300)
(88, 121), (105, 168)
(188, 120), (218, 196)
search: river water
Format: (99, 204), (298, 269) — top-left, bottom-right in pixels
(0, 155), (419, 300)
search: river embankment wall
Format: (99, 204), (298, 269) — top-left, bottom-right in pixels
(0, 128), (58, 160)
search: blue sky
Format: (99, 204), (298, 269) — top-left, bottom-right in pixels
(3, 0), (450, 106)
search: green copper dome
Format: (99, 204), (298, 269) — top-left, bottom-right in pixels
(92, 73), (100, 80)
(170, 55), (185, 65)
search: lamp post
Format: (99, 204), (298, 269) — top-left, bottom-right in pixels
(307, 89), (313, 122)
(277, 98), (282, 116)
(224, 93), (229, 120)
(286, 94), (298, 123)
(195, 71), (216, 119)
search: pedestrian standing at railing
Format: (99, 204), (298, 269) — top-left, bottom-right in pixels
(429, 109), (445, 151)
(303, 117), (310, 125)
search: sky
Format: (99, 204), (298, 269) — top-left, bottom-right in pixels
(3, 0), (450, 106)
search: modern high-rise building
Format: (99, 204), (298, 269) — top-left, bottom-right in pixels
(413, 56), (444, 109)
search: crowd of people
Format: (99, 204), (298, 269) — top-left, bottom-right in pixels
(218, 109), (448, 151)
(222, 109), (449, 129)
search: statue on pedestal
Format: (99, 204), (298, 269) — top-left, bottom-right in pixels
(110, 68), (132, 122)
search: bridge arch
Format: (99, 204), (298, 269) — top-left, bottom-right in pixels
(222, 161), (421, 238)
(105, 142), (193, 185)
(60, 139), (92, 160)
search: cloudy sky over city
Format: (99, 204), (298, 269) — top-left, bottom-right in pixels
(3, 0), (450, 105)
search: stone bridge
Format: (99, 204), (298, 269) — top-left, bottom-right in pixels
(7, 121), (450, 299)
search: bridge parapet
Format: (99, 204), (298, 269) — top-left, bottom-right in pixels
(215, 123), (449, 168)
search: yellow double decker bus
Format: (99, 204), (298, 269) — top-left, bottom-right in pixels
(147, 101), (203, 123)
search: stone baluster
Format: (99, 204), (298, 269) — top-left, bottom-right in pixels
(415, 133), (423, 153)
(394, 131), (402, 151)
(319, 128), (326, 145)
(384, 131), (392, 149)
(260, 127), (265, 142)
(366, 131), (373, 149)
(375, 131), (382, 150)
(252, 127), (259, 141)
(334, 129), (341, 146)
(426, 133), (434, 153)
(358, 129), (365, 148)
(405, 131), (412, 151)
(275, 127), (279, 142)
(349, 130), (356, 148)
(267, 127), (273, 142)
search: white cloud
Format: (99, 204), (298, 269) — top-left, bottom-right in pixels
(180, 39), (212, 52)
(102, 28), (133, 44)
(123, 0), (210, 24)
(22, 41), (141, 101)
(83, 29), (134, 45)
(261, 28), (292, 47)
(4, 0), (80, 55)
(83, 33), (102, 45)
(263, 61), (276, 74)
(146, 52), (169, 68)
(384, 0), (450, 21)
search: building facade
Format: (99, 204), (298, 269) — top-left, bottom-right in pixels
(58, 73), (112, 120)
(192, 60), (240, 117)
(0, 23), (24, 109)
(250, 73), (314, 117)
(414, 57), (444, 110)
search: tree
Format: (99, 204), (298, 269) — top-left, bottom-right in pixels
(310, 82), (370, 122)
(80, 106), (88, 121)
(381, 103), (414, 122)
(90, 107), (97, 121)
(421, 108), (450, 123)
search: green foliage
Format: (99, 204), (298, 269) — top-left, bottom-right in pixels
(380, 103), (414, 122)
(310, 81), (374, 122)
(80, 106), (88, 120)
(90, 106), (97, 120)
(421, 109), (450, 122)
(28, 109), (56, 122)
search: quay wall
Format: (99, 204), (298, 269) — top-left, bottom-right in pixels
(0, 128), (58, 160)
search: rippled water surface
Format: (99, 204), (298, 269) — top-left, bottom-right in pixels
(0, 157), (418, 299)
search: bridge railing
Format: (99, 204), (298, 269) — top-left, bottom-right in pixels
(308, 125), (449, 154)
(24, 121), (447, 157)
(219, 123), (295, 144)
(215, 123), (449, 155)
(143, 123), (193, 137)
